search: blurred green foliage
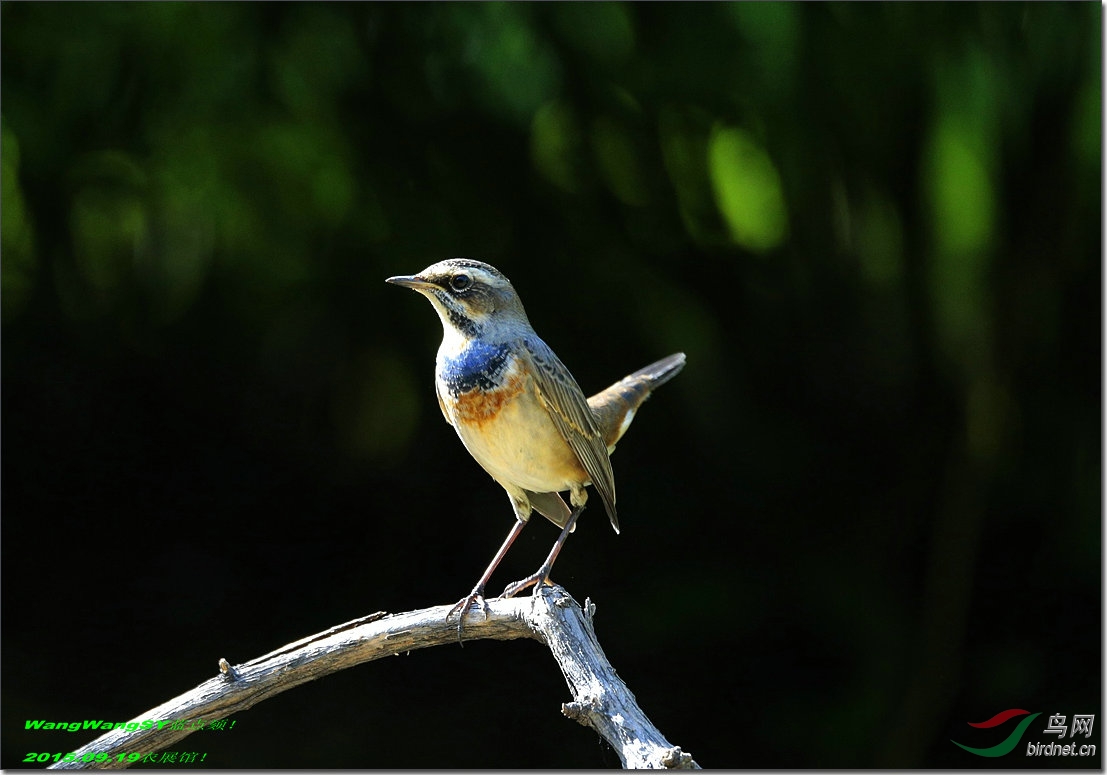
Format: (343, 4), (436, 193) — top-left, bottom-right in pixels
(709, 125), (789, 251)
(2, 2), (1100, 769)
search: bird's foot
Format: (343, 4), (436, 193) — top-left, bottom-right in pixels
(446, 587), (490, 639)
(501, 568), (553, 599)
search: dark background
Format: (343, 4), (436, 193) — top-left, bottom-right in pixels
(2, 2), (1101, 768)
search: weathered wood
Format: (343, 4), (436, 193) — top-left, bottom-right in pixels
(49, 586), (699, 770)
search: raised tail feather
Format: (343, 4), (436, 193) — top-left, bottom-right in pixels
(588, 352), (686, 451)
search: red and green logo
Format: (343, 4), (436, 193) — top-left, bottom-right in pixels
(952, 709), (1041, 757)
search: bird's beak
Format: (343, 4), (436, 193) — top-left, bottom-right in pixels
(385, 274), (436, 292)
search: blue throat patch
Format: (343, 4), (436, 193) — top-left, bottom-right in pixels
(442, 341), (511, 395)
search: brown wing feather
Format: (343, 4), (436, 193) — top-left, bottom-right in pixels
(522, 339), (619, 532)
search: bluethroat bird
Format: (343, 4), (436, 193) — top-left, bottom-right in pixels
(387, 259), (685, 630)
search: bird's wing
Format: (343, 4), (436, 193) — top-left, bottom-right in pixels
(521, 337), (619, 532)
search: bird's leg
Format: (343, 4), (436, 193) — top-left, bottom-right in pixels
(502, 504), (584, 599)
(447, 517), (529, 637)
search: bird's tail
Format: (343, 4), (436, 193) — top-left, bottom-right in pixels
(588, 353), (686, 451)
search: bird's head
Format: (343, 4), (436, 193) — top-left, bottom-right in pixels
(386, 259), (530, 342)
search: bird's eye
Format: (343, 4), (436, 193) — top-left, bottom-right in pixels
(450, 273), (473, 292)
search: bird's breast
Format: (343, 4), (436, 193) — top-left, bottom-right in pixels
(436, 342), (586, 492)
(439, 340), (514, 400)
(438, 341), (530, 427)
(448, 366), (528, 426)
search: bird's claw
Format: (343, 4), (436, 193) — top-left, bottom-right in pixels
(447, 590), (490, 639)
(501, 571), (552, 599)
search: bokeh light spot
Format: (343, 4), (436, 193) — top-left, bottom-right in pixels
(708, 125), (789, 252)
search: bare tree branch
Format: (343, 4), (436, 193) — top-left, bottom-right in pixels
(48, 585), (699, 770)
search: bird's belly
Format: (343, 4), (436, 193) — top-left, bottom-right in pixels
(446, 369), (586, 494)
